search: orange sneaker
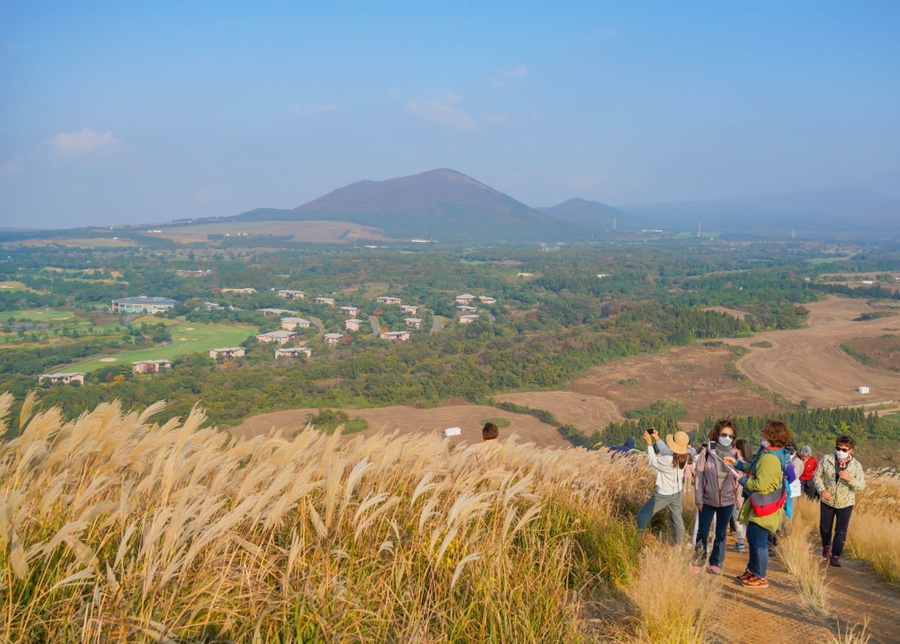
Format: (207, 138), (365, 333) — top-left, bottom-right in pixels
(741, 575), (769, 588)
(736, 570), (753, 581)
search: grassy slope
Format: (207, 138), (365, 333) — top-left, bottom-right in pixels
(68, 322), (256, 372)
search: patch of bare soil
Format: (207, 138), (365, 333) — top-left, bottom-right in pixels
(842, 334), (900, 372)
(230, 404), (569, 449)
(566, 343), (789, 423)
(724, 297), (900, 407)
(823, 557), (900, 644)
(709, 534), (833, 643)
(705, 531), (900, 644)
(704, 305), (749, 319)
(495, 391), (623, 432)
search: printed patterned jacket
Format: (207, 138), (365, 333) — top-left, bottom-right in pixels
(813, 453), (865, 509)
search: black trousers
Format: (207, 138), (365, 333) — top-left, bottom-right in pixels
(801, 478), (818, 499)
(820, 503), (854, 557)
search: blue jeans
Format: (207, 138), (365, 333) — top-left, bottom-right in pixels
(746, 521), (770, 578)
(637, 491), (685, 543)
(695, 503), (734, 567)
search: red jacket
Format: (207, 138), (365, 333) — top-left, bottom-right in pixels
(800, 457), (818, 481)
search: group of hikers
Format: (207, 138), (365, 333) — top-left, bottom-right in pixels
(470, 418), (866, 590)
(621, 420), (866, 589)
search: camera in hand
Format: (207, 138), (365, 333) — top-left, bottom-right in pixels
(645, 427), (656, 435)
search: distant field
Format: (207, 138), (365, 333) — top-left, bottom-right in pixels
(819, 271), (900, 292)
(726, 297), (900, 407)
(495, 391), (623, 431)
(0, 281), (39, 292)
(149, 220), (392, 244)
(67, 322), (256, 372)
(841, 334), (900, 372)
(15, 238), (137, 248)
(703, 305), (748, 320)
(231, 404), (570, 449)
(568, 343), (787, 423)
(2, 308), (77, 322)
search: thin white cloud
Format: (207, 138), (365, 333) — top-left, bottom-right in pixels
(490, 64), (529, 89)
(49, 128), (120, 155)
(407, 93), (477, 131)
(1, 157), (24, 174)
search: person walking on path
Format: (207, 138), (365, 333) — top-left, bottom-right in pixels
(814, 435), (865, 567)
(730, 420), (792, 589)
(799, 445), (819, 499)
(692, 420), (742, 575)
(636, 428), (691, 544)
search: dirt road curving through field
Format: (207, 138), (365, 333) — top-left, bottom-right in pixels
(724, 297), (900, 408)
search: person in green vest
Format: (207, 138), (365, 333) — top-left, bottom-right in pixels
(728, 420), (792, 589)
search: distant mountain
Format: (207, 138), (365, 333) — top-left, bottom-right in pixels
(615, 187), (900, 240)
(538, 198), (645, 232)
(236, 169), (591, 242)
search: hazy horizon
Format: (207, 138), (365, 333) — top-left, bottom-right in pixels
(2, 1), (899, 229)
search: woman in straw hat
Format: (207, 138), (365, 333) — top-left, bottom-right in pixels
(636, 428), (691, 544)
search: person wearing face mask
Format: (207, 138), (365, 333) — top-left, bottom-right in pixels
(814, 435), (866, 567)
(729, 420), (793, 589)
(691, 420), (742, 574)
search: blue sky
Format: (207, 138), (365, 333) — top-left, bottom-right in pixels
(1, 1), (899, 229)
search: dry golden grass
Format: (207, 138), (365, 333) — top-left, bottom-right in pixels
(0, 396), (654, 642)
(831, 619), (872, 644)
(845, 470), (900, 585)
(777, 498), (830, 618)
(624, 544), (716, 644)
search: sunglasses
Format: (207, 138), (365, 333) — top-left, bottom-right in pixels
(720, 433), (735, 438)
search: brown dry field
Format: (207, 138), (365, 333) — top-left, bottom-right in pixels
(567, 343), (786, 424)
(231, 404), (570, 448)
(843, 334), (900, 371)
(150, 220), (391, 244)
(724, 297), (900, 407)
(15, 237), (137, 248)
(703, 305), (748, 319)
(495, 391), (623, 431)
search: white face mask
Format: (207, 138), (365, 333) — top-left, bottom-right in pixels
(718, 436), (733, 448)
(761, 439), (770, 448)
(835, 450), (849, 460)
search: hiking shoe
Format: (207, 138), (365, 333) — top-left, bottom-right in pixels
(830, 555), (841, 567)
(708, 565), (722, 575)
(733, 543), (746, 553)
(691, 565), (702, 574)
(736, 570), (754, 581)
(822, 545), (831, 559)
(741, 575), (769, 588)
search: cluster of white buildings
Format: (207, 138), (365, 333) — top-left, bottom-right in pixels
(453, 293), (497, 324)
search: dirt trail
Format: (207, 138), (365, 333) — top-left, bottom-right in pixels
(704, 532), (899, 643)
